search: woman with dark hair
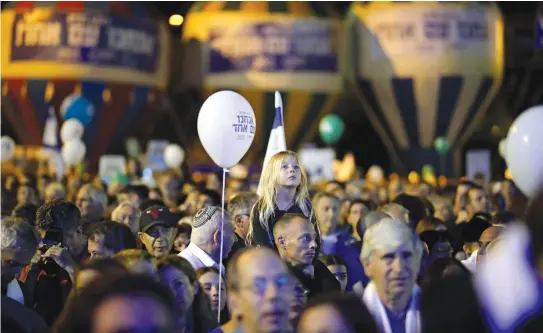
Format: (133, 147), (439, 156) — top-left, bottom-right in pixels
(319, 255), (349, 292)
(419, 230), (454, 261)
(196, 267), (230, 324)
(298, 293), (379, 333)
(53, 274), (176, 333)
(345, 200), (375, 238)
(157, 255), (218, 333)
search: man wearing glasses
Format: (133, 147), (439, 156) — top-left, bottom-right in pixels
(227, 192), (258, 256)
(224, 247), (294, 333)
(273, 213), (340, 299)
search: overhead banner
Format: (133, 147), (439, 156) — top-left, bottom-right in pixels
(11, 13), (159, 73)
(208, 20), (338, 73)
(361, 7), (493, 60)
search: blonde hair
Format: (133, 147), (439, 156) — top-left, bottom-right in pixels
(249, 151), (312, 239)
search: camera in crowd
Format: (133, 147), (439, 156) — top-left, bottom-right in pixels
(37, 226), (65, 275)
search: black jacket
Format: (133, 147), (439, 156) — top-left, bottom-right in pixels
(249, 199), (321, 256)
(288, 260), (341, 299)
(1, 295), (49, 333)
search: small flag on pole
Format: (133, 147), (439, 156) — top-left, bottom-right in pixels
(42, 107), (64, 180)
(257, 91), (287, 195)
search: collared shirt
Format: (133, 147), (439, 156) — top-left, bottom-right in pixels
(179, 242), (225, 274)
(6, 278), (24, 304)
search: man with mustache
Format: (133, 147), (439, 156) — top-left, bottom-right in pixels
(361, 218), (424, 333)
(273, 213), (339, 299)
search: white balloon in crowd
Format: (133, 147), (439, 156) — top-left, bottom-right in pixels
(506, 105), (543, 198)
(499, 138), (507, 160)
(198, 90), (256, 169)
(164, 143), (185, 168)
(61, 139), (86, 166)
(60, 119), (84, 144)
(367, 165), (385, 184)
(1, 136), (16, 162)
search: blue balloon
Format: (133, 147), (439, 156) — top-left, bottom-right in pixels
(61, 94), (95, 126)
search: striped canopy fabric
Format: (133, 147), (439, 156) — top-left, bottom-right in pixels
(345, 1), (504, 174)
(182, 1), (342, 164)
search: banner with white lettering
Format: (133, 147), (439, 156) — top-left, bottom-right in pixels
(208, 20), (337, 73)
(363, 7), (491, 60)
(11, 13), (158, 73)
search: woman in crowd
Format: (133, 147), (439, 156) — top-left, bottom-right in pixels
(320, 255), (349, 292)
(345, 200), (373, 239)
(196, 267), (230, 324)
(157, 255), (217, 333)
(298, 293), (379, 333)
(248, 151), (317, 251)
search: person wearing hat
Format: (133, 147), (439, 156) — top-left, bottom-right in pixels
(179, 206), (235, 273)
(138, 205), (178, 260)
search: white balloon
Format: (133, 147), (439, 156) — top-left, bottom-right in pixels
(61, 119), (84, 143)
(62, 139), (86, 166)
(164, 144), (185, 168)
(499, 138), (507, 160)
(1, 136), (16, 162)
(198, 91), (256, 168)
(367, 165), (384, 183)
(506, 105), (543, 198)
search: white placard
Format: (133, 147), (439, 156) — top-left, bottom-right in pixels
(99, 155), (127, 185)
(298, 147), (336, 184)
(465, 149), (491, 184)
(146, 140), (169, 171)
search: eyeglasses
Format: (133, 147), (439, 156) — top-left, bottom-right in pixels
(240, 274), (291, 296)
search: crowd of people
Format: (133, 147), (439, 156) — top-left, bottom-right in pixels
(2, 150), (543, 333)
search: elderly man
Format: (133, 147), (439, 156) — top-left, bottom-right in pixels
(111, 201), (141, 235)
(379, 203), (409, 224)
(227, 192), (258, 255)
(1, 218), (49, 333)
(361, 218), (424, 333)
(1, 217), (40, 305)
(273, 213), (340, 299)
(220, 247), (294, 333)
(44, 182), (66, 203)
(76, 184), (107, 223)
(179, 206), (235, 272)
(137, 206), (177, 260)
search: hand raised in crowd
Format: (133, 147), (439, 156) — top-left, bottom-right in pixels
(42, 244), (79, 281)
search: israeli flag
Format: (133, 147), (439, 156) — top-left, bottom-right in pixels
(42, 107), (64, 180)
(257, 91), (287, 196)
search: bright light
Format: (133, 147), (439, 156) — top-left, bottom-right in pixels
(169, 14), (184, 26)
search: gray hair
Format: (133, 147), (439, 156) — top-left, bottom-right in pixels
(227, 192), (258, 219)
(1, 218), (40, 252)
(111, 201), (141, 221)
(361, 218), (423, 264)
(191, 206), (233, 245)
(79, 184), (107, 210)
(378, 203), (409, 223)
(362, 211), (390, 230)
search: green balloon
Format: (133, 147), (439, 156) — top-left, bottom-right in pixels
(319, 114), (345, 145)
(434, 136), (449, 154)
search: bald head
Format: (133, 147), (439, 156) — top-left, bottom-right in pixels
(379, 203), (409, 223)
(479, 226), (504, 245)
(227, 247), (288, 291)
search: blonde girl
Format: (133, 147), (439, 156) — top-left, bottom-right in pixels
(247, 151), (319, 251)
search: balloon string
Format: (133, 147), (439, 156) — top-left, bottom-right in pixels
(218, 167), (229, 323)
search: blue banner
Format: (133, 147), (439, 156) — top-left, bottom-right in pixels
(11, 13), (158, 73)
(208, 21), (338, 73)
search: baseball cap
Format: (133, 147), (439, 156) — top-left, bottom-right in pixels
(140, 205), (177, 233)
